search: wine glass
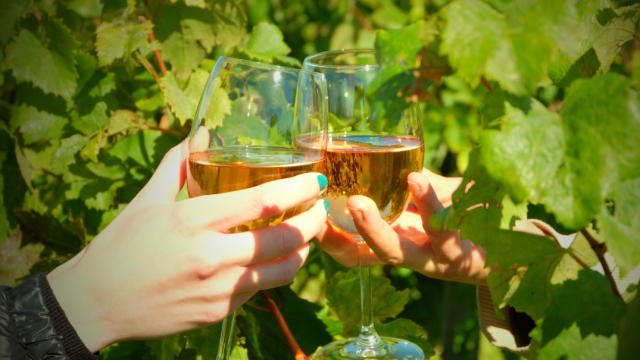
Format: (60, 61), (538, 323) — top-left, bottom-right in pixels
(304, 49), (425, 359)
(186, 57), (327, 360)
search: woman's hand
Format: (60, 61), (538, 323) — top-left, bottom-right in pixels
(47, 141), (328, 352)
(316, 169), (489, 285)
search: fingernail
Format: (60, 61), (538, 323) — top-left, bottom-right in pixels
(323, 200), (330, 213)
(317, 174), (328, 191)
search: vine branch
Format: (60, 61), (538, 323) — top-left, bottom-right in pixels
(260, 290), (308, 360)
(581, 229), (623, 300)
(136, 53), (162, 88)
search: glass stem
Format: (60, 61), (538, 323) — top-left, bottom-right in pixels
(353, 238), (386, 357)
(215, 311), (237, 360)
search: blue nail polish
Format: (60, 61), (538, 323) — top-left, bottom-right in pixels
(317, 174), (328, 191)
(323, 200), (330, 213)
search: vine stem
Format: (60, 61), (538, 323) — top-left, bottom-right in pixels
(260, 290), (308, 360)
(148, 27), (168, 75)
(581, 229), (623, 300)
(136, 53), (162, 88)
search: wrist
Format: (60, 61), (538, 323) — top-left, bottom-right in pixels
(47, 261), (116, 352)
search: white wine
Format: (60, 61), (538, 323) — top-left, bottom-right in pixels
(187, 146), (324, 232)
(324, 135), (423, 234)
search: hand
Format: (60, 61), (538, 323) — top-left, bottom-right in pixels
(47, 141), (328, 352)
(316, 169), (489, 285)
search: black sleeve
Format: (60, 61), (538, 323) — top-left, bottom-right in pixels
(0, 274), (98, 360)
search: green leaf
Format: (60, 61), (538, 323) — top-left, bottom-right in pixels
(52, 135), (90, 174)
(95, 20), (151, 66)
(72, 101), (109, 135)
(325, 268), (410, 335)
(81, 130), (107, 163)
(593, 5), (640, 71)
(147, 334), (184, 360)
(597, 178), (640, 278)
(0, 230), (42, 286)
(376, 318), (434, 357)
(0, 131), (28, 241)
(480, 100), (564, 203)
(534, 270), (624, 360)
(61, 0), (104, 17)
(370, 2), (409, 29)
(110, 130), (177, 169)
(210, 0), (248, 49)
(107, 109), (140, 136)
(0, 1), (28, 44)
(156, 4), (207, 80)
(4, 30), (77, 98)
(45, 19), (79, 64)
(440, 0), (554, 94)
(183, 325), (221, 360)
(618, 292), (640, 360)
(11, 105), (66, 144)
(245, 22), (291, 58)
(15, 209), (85, 255)
(554, 73), (640, 229)
(162, 69), (228, 126)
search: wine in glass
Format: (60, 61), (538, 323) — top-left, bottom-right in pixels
(186, 57), (327, 359)
(304, 49), (425, 359)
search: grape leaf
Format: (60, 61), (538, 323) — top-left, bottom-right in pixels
(75, 52), (97, 95)
(618, 292), (640, 360)
(0, 1), (28, 45)
(376, 318), (434, 357)
(52, 135), (90, 174)
(15, 210), (85, 255)
(480, 100), (564, 203)
(325, 268), (410, 335)
(210, 0), (248, 50)
(370, 2), (408, 29)
(597, 178), (640, 277)
(11, 105), (66, 144)
(61, 0), (103, 17)
(110, 130), (177, 169)
(184, 0), (206, 8)
(4, 30), (77, 98)
(147, 334), (183, 360)
(107, 110), (140, 136)
(72, 101), (109, 135)
(162, 69), (228, 127)
(45, 19), (79, 65)
(0, 230), (42, 286)
(593, 4), (640, 71)
(156, 4), (205, 80)
(245, 22), (291, 58)
(440, 0), (554, 95)
(0, 131), (27, 240)
(534, 270), (624, 359)
(553, 73), (640, 229)
(95, 20), (151, 66)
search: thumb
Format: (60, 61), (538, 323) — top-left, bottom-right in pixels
(131, 139), (189, 206)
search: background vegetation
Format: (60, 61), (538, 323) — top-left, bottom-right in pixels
(0, 0), (638, 359)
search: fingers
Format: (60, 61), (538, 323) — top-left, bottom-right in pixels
(347, 196), (426, 268)
(408, 172), (464, 263)
(420, 168), (462, 207)
(215, 200), (327, 266)
(218, 243), (310, 294)
(180, 172), (326, 231)
(133, 139), (189, 205)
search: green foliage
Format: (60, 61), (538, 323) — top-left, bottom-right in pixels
(1, 0), (638, 359)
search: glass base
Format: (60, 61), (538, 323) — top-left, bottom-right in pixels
(311, 336), (425, 360)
